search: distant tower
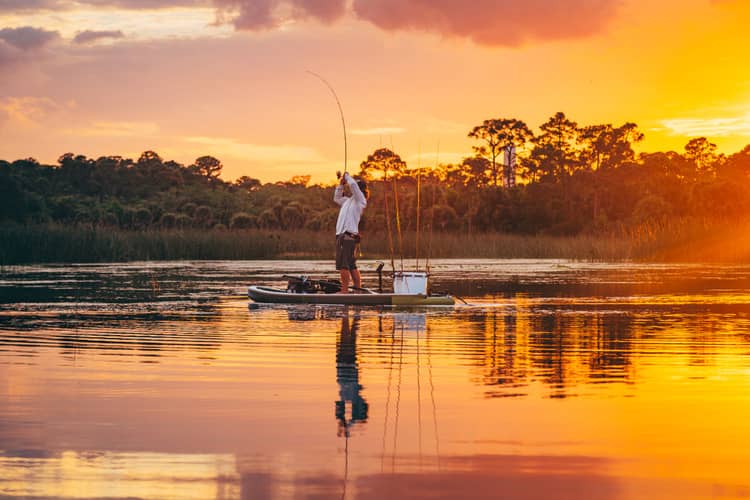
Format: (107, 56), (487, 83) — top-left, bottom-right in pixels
(503, 145), (516, 188)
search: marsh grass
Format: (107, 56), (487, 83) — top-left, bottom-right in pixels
(621, 217), (750, 262)
(0, 225), (332, 264)
(2, 219), (750, 264)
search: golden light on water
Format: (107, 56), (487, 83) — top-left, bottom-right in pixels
(2, 261), (750, 498)
(0, 452), (239, 500)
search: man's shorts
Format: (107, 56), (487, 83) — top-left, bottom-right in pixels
(336, 233), (360, 271)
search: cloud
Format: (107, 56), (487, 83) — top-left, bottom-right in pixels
(0, 41), (16, 65)
(0, 0), (213, 15)
(661, 113), (750, 137)
(72, 29), (125, 44)
(351, 0), (623, 47)
(0, 26), (59, 66)
(213, 0), (346, 30)
(0, 96), (60, 125)
(289, 0), (345, 22)
(2, 0), (623, 47)
(211, 0), (622, 46)
(78, 0), (208, 8)
(0, 26), (59, 50)
(0, 0), (66, 12)
(0, 0), (206, 13)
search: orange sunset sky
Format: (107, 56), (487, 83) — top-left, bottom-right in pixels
(2, 0), (750, 183)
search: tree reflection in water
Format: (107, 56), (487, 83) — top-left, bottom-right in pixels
(477, 298), (640, 398)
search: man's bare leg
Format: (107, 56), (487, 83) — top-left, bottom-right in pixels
(339, 269), (351, 293)
(351, 268), (362, 290)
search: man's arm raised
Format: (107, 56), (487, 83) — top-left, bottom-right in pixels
(346, 173), (367, 207)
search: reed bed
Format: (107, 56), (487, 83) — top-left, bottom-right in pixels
(3, 220), (750, 264)
(0, 225), (332, 264)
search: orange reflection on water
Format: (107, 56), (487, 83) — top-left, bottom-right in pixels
(2, 291), (750, 499)
(0, 451), (238, 500)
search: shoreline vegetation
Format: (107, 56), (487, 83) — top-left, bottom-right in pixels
(3, 112), (750, 265)
(2, 219), (749, 265)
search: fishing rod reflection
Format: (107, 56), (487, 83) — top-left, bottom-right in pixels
(332, 306), (440, 500)
(286, 305), (437, 449)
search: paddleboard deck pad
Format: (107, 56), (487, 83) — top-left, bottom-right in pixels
(248, 286), (455, 306)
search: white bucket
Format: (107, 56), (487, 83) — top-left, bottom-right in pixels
(393, 313), (426, 333)
(393, 271), (428, 295)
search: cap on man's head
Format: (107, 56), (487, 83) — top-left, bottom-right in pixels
(357, 179), (370, 196)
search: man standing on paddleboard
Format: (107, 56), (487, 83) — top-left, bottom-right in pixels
(334, 172), (369, 293)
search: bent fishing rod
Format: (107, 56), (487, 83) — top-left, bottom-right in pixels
(306, 70), (348, 176)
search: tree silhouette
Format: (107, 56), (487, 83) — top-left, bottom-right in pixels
(461, 156), (492, 187)
(578, 122), (642, 171)
(359, 148), (407, 180)
(469, 118), (533, 187)
(286, 175), (311, 187)
(721, 144), (750, 180)
(192, 155), (223, 181)
(138, 150), (162, 168)
(685, 137), (719, 177)
(236, 175), (261, 192)
(526, 112), (580, 182)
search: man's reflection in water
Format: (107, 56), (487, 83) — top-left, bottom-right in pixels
(336, 307), (369, 438)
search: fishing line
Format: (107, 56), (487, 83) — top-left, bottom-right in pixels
(427, 323), (441, 470)
(383, 172), (397, 274)
(393, 176), (404, 273)
(306, 70), (348, 173)
(416, 142), (421, 271)
(417, 322), (423, 468)
(426, 141), (439, 272)
(392, 325), (404, 472)
(381, 319), (396, 472)
(341, 431), (349, 500)
(389, 137), (404, 272)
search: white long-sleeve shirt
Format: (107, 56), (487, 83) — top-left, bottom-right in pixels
(334, 173), (367, 236)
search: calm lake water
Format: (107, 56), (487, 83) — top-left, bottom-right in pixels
(2, 259), (750, 499)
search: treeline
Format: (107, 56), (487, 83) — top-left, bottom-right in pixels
(0, 151), (334, 232)
(2, 112), (750, 238)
